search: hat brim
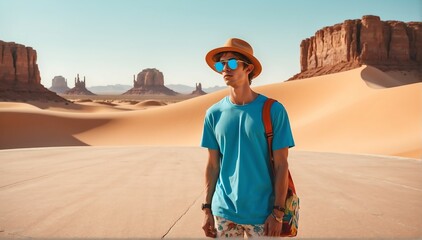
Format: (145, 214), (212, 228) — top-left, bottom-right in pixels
(205, 46), (262, 79)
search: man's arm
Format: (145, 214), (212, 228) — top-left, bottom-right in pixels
(273, 147), (290, 211)
(264, 147), (290, 236)
(202, 149), (220, 238)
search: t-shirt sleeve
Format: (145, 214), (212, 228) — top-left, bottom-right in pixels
(201, 112), (220, 150)
(271, 102), (295, 150)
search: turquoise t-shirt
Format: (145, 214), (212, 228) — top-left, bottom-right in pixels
(201, 94), (295, 224)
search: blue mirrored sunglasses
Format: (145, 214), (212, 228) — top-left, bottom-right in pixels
(214, 58), (249, 72)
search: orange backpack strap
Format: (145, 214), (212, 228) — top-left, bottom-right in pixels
(263, 98), (277, 162)
(262, 98), (296, 194)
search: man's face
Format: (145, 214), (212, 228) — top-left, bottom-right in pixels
(219, 52), (252, 87)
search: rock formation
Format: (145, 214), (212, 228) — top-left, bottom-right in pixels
(49, 76), (70, 94)
(290, 15), (422, 80)
(64, 74), (95, 95)
(191, 83), (206, 95)
(123, 68), (178, 95)
(0, 40), (66, 101)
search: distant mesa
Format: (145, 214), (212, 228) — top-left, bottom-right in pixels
(0, 40), (66, 102)
(123, 68), (178, 95)
(49, 76), (70, 94)
(64, 74), (96, 95)
(191, 83), (207, 95)
(290, 15), (422, 81)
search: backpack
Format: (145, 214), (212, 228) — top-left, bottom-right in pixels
(262, 98), (300, 237)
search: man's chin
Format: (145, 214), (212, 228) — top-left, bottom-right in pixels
(225, 80), (234, 87)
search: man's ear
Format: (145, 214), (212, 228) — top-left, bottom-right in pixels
(246, 64), (254, 74)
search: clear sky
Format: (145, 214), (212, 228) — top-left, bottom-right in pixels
(1, 0), (421, 88)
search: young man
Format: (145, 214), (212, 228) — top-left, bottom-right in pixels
(201, 38), (295, 238)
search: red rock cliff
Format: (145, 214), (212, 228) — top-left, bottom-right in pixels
(292, 15), (422, 79)
(0, 41), (41, 85)
(0, 40), (66, 101)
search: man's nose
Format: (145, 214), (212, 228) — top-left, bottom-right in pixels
(222, 62), (230, 71)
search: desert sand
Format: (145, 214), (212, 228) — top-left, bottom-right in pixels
(0, 147), (421, 239)
(0, 66), (421, 238)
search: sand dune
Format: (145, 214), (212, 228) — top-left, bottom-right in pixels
(136, 99), (167, 107)
(256, 66), (422, 159)
(0, 66), (421, 159)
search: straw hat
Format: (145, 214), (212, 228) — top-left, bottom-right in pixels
(205, 38), (262, 79)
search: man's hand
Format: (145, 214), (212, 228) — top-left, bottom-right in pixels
(202, 210), (217, 238)
(264, 213), (283, 236)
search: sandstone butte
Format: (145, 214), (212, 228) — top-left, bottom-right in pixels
(123, 68), (179, 95)
(49, 76), (70, 94)
(191, 82), (207, 95)
(0, 41), (66, 101)
(291, 15), (422, 80)
(65, 74), (96, 95)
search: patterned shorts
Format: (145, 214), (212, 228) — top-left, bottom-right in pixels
(214, 216), (265, 238)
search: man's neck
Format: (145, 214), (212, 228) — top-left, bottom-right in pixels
(229, 84), (258, 105)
